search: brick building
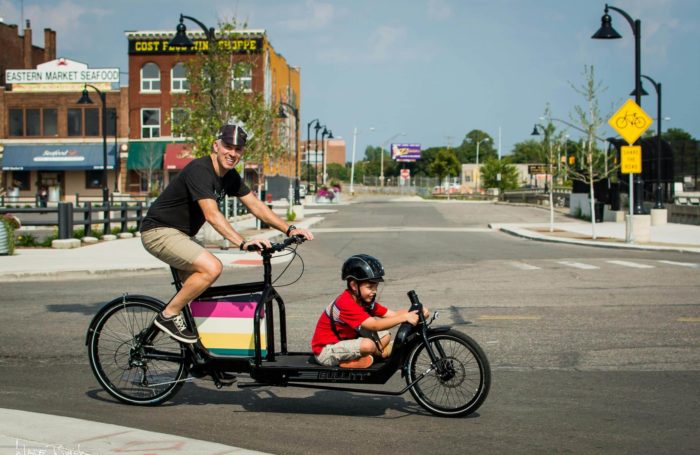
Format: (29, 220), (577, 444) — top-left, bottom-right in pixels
(0, 20), (130, 203)
(125, 27), (301, 195)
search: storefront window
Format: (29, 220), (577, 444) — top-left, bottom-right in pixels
(44, 109), (57, 136)
(11, 171), (31, 190)
(85, 170), (102, 189)
(9, 109), (24, 136)
(141, 108), (160, 138)
(141, 62), (161, 92)
(67, 108), (82, 136)
(85, 108), (99, 136)
(171, 63), (189, 92)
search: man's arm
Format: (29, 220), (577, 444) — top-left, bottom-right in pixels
(198, 198), (247, 248)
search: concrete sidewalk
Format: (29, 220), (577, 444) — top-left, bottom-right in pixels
(490, 220), (700, 254)
(0, 213), (326, 282)
(0, 408), (268, 454)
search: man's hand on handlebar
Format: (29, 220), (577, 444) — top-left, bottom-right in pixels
(289, 226), (314, 241)
(240, 238), (272, 253)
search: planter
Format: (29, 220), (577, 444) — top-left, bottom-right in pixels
(0, 221), (12, 255)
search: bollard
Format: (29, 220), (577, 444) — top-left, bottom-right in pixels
(58, 202), (74, 239)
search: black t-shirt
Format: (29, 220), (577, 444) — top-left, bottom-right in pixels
(140, 156), (251, 236)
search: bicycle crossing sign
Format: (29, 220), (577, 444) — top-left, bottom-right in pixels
(609, 99), (653, 145)
(621, 145), (642, 174)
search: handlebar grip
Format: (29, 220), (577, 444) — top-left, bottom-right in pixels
(407, 290), (422, 312)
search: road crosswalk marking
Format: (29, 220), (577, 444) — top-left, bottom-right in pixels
(508, 262), (541, 270)
(658, 260), (700, 269)
(556, 261), (599, 270)
(606, 260), (655, 269)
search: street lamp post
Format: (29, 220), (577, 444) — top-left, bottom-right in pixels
(306, 119), (320, 193)
(320, 127), (330, 186)
(77, 85), (109, 207)
(592, 3), (645, 214)
(322, 128), (333, 185)
(641, 74), (664, 209)
(475, 137), (490, 193)
(350, 126), (374, 195)
(278, 102), (301, 204)
(313, 123), (323, 192)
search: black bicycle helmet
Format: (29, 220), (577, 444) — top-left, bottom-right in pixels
(341, 254), (385, 282)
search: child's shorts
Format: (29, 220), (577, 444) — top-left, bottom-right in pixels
(315, 330), (390, 366)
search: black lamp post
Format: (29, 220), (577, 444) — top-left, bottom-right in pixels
(170, 14), (217, 113)
(278, 102), (301, 204)
(322, 129), (333, 185)
(306, 119), (320, 193)
(320, 127), (329, 187)
(641, 74), (664, 209)
(314, 123), (323, 191)
(592, 3), (645, 214)
(77, 85), (109, 207)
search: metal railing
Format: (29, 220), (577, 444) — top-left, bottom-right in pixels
(0, 202), (146, 240)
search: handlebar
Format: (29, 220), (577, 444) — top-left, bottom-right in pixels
(243, 234), (306, 254)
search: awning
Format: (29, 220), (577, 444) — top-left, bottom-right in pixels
(1, 143), (116, 171)
(127, 141), (167, 170)
(163, 143), (195, 170)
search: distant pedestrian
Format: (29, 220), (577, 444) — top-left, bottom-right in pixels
(38, 186), (48, 208)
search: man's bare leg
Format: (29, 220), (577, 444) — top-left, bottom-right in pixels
(162, 250), (223, 317)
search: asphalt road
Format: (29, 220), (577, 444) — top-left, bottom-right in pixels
(1, 200), (698, 454)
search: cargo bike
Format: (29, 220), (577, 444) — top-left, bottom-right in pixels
(86, 236), (490, 417)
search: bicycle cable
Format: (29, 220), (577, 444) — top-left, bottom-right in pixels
(271, 243), (305, 287)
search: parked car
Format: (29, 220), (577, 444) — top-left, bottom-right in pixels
(298, 184), (307, 198)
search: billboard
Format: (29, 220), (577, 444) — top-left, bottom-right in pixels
(391, 143), (421, 162)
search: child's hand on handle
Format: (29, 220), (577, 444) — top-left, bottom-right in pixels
(405, 310), (420, 326)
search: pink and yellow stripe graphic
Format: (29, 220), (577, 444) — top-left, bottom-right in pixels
(190, 297), (266, 357)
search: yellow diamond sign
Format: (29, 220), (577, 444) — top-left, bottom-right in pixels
(621, 145), (642, 174)
(609, 99), (653, 145)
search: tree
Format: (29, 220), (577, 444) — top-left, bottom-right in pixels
(456, 130), (496, 164)
(135, 142), (163, 196)
(430, 148), (461, 182)
(481, 157), (520, 192)
(509, 139), (544, 164)
(567, 65), (618, 239)
(326, 163), (348, 181)
(170, 18), (284, 168)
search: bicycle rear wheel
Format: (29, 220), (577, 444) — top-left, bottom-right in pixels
(87, 297), (188, 405)
(405, 329), (490, 417)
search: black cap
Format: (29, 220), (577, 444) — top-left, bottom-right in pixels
(217, 124), (248, 147)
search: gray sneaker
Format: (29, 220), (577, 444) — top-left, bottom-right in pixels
(154, 312), (198, 344)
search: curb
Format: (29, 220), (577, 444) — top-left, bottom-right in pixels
(490, 223), (700, 254)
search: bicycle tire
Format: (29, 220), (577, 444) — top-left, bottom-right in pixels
(405, 329), (490, 417)
(87, 297), (188, 405)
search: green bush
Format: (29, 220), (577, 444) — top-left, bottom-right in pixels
(15, 233), (38, 247)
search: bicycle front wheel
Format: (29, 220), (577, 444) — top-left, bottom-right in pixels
(87, 297), (188, 405)
(405, 329), (490, 417)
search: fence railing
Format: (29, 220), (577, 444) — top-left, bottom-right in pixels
(0, 202), (146, 240)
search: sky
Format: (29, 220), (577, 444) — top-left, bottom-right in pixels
(1, 0), (698, 161)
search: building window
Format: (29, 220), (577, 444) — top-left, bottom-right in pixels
(106, 108), (117, 136)
(141, 62), (161, 92)
(44, 109), (57, 136)
(231, 63), (252, 92)
(171, 108), (188, 138)
(11, 171), (31, 190)
(9, 109), (24, 136)
(67, 108), (83, 136)
(171, 62), (189, 92)
(85, 170), (102, 189)
(141, 108), (160, 138)
(84, 108), (100, 136)
(26, 109), (41, 136)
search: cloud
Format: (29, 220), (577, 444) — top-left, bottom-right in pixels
(278, 0), (335, 31)
(427, 0), (452, 21)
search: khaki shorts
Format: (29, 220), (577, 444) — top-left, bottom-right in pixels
(316, 330), (390, 366)
(141, 227), (206, 274)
